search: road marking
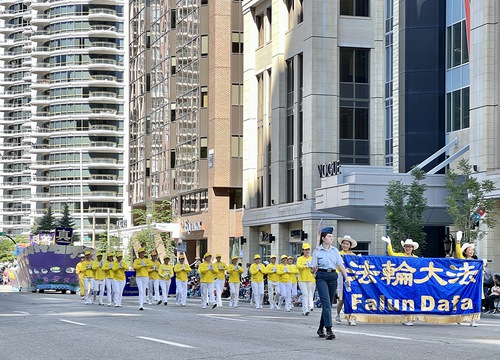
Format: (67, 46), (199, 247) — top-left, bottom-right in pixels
(40, 297), (68, 301)
(334, 329), (412, 340)
(13, 311), (30, 315)
(138, 336), (194, 348)
(59, 319), (86, 326)
(198, 314), (247, 322)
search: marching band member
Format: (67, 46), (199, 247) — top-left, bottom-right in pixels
(214, 254), (227, 307)
(133, 248), (153, 310)
(174, 254), (191, 306)
(198, 252), (218, 309)
(297, 243), (315, 315)
(335, 235), (357, 326)
(227, 256), (244, 308)
(103, 252), (115, 306)
(265, 255), (280, 309)
(159, 255), (174, 305)
(148, 251), (161, 305)
(249, 254), (266, 309)
(111, 251), (128, 307)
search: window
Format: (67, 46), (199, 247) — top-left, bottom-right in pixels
(232, 32), (243, 53)
(286, 58), (294, 203)
(446, 87), (470, 131)
(297, 0), (303, 24)
(200, 86), (208, 107)
(259, 244), (271, 263)
(256, 14), (264, 46)
(170, 150), (176, 168)
(231, 135), (243, 157)
(339, 48), (370, 165)
(231, 83), (243, 106)
(170, 103), (176, 122)
(171, 56), (176, 75)
(340, 0), (369, 17)
(201, 35), (208, 56)
(286, 0), (294, 30)
(266, 7), (272, 41)
(229, 188), (242, 209)
(200, 137), (207, 159)
(170, 9), (176, 29)
(446, 20), (469, 69)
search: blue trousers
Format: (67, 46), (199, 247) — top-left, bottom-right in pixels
(315, 271), (338, 328)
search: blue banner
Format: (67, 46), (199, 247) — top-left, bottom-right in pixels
(343, 255), (482, 319)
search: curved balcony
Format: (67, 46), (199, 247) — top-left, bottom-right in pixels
(31, 0), (50, 10)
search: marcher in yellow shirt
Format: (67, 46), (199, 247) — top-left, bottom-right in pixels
(214, 254), (227, 307)
(335, 235), (358, 326)
(297, 243), (315, 315)
(81, 250), (97, 304)
(198, 253), (218, 309)
(227, 256), (244, 308)
(174, 255), (191, 306)
(265, 255), (280, 309)
(133, 248), (153, 310)
(93, 252), (106, 305)
(75, 254), (85, 297)
(112, 251), (128, 307)
(277, 254), (297, 312)
(148, 251), (161, 305)
(159, 255), (174, 305)
(249, 254), (266, 309)
(103, 252), (115, 306)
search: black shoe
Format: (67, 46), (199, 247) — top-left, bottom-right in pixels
(139, 307), (144, 311)
(157, 300), (162, 305)
(212, 303), (217, 309)
(164, 302), (168, 306)
(317, 328), (326, 338)
(325, 328), (335, 340)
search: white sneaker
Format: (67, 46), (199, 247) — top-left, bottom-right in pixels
(335, 315), (341, 325)
(402, 321), (413, 326)
(470, 320), (477, 327)
(348, 320), (357, 326)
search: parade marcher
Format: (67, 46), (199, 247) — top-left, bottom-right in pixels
(133, 248), (153, 310)
(265, 255), (281, 309)
(198, 252), (218, 309)
(227, 256), (244, 308)
(111, 251), (128, 307)
(75, 253), (85, 298)
(93, 252), (106, 305)
(214, 254), (227, 307)
(335, 235), (357, 326)
(249, 254), (266, 309)
(277, 254), (296, 312)
(174, 254), (191, 306)
(297, 243), (315, 316)
(455, 231), (479, 327)
(381, 236), (419, 257)
(381, 236), (419, 325)
(81, 250), (97, 304)
(159, 255), (174, 305)
(148, 251), (161, 305)
(103, 252), (115, 306)
(288, 256), (299, 306)
(311, 226), (350, 340)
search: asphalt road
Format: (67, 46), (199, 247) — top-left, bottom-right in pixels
(0, 288), (499, 360)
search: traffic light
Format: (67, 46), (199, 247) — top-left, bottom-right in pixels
(300, 231), (308, 241)
(269, 234), (275, 243)
(240, 236), (246, 245)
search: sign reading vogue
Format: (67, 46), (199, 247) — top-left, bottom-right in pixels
(181, 219), (204, 234)
(317, 160), (341, 178)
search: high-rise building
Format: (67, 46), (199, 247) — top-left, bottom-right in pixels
(0, 0), (129, 243)
(128, 0), (244, 261)
(242, 0), (500, 270)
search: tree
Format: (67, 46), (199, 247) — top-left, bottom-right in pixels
(385, 167), (428, 254)
(36, 206), (56, 232)
(58, 203), (75, 229)
(445, 159), (496, 244)
(0, 239), (15, 263)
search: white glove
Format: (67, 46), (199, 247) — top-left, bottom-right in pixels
(141, 260), (145, 267)
(285, 266), (289, 273)
(218, 265), (223, 270)
(109, 263), (113, 269)
(119, 261), (122, 267)
(208, 265), (213, 270)
(181, 265), (185, 270)
(456, 231), (463, 242)
(87, 264), (91, 269)
(273, 267), (277, 272)
(306, 261), (311, 268)
(381, 236), (391, 244)
(257, 265), (261, 270)
(100, 260), (103, 267)
(234, 266), (239, 271)
(153, 266), (157, 271)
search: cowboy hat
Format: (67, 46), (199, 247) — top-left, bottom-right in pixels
(338, 235), (357, 249)
(460, 242), (475, 254)
(401, 239), (419, 250)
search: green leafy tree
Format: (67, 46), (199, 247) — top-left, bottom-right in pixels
(97, 231), (120, 253)
(445, 159), (496, 244)
(36, 206), (57, 232)
(0, 239), (15, 262)
(385, 167), (428, 253)
(58, 203), (79, 243)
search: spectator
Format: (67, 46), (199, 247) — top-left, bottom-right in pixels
(484, 274), (500, 314)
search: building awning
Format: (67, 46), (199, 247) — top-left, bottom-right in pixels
(314, 165), (452, 225)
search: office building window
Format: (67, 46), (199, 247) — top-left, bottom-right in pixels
(286, 0), (294, 30)
(446, 20), (469, 69)
(200, 137), (207, 159)
(171, 9), (176, 29)
(232, 32), (243, 53)
(286, 58), (294, 203)
(256, 14), (264, 46)
(339, 48), (370, 165)
(201, 35), (208, 56)
(267, 7), (272, 40)
(446, 87), (470, 131)
(340, 0), (369, 17)
(200, 86), (208, 107)
(231, 136), (243, 158)
(231, 83), (243, 106)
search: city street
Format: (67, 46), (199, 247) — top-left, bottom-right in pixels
(0, 287), (499, 360)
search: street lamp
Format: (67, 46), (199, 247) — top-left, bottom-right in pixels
(443, 233), (454, 257)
